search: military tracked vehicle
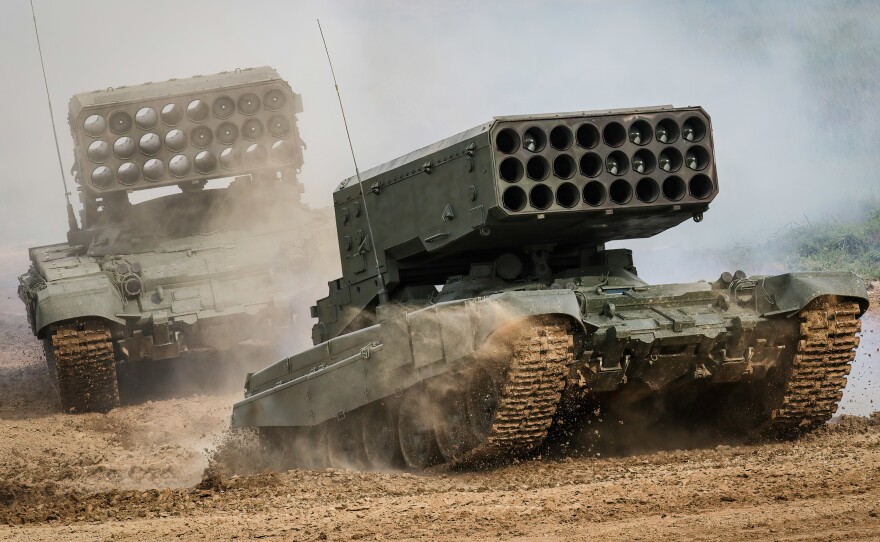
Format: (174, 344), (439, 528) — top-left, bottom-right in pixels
(232, 106), (869, 470)
(19, 67), (335, 413)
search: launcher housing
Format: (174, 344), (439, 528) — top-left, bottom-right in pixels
(68, 66), (304, 235)
(313, 106), (718, 342)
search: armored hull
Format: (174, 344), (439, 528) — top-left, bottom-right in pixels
(231, 106), (869, 469)
(20, 187), (335, 412)
(233, 264), (867, 468)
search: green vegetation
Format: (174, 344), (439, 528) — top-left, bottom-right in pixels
(778, 201), (880, 279)
(707, 200), (880, 280)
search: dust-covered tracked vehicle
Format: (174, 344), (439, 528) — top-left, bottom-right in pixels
(232, 106), (869, 469)
(19, 67), (335, 413)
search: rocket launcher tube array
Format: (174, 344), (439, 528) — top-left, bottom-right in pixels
(68, 67), (304, 197)
(329, 106), (717, 285)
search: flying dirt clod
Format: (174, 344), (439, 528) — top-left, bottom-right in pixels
(231, 106), (870, 471)
(17, 67), (336, 413)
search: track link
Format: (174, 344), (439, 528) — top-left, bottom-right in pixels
(49, 320), (119, 413)
(453, 318), (573, 466)
(770, 299), (861, 434)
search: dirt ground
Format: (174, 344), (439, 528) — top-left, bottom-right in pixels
(0, 251), (878, 541)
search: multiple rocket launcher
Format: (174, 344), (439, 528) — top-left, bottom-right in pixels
(33, 63), (868, 464)
(490, 108), (716, 214)
(65, 70), (719, 345)
(66, 68), (715, 258)
(68, 67), (304, 209)
(314, 106), (718, 342)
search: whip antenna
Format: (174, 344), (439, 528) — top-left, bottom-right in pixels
(30, 0), (78, 233)
(317, 19), (388, 304)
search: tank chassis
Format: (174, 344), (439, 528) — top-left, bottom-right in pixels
(18, 67), (333, 413)
(232, 106), (868, 469)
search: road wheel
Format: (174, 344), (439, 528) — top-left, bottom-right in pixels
(433, 382), (480, 462)
(465, 368), (502, 441)
(327, 415), (369, 470)
(398, 392), (443, 469)
(361, 401), (403, 470)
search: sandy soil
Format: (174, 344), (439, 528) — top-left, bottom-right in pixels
(0, 250), (878, 541)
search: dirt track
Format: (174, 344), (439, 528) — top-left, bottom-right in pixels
(0, 252), (878, 541)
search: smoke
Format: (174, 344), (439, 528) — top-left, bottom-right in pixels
(3, 1), (878, 255)
(0, 175), (343, 490)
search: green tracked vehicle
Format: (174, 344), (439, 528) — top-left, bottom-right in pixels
(19, 67), (335, 413)
(231, 106), (869, 469)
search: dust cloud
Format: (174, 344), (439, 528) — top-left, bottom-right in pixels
(0, 261), (234, 491)
(0, 171), (343, 490)
(2, 1), (878, 249)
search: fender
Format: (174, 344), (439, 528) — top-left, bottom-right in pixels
(401, 289), (583, 370)
(33, 274), (125, 336)
(755, 272), (869, 317)
(233, 289), (585, 428)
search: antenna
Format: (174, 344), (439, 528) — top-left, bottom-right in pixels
(317, 19), (388, 304)
(30, 0), (79, 234)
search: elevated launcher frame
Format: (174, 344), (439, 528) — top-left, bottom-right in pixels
(313, 106), (718, 343)
(67, 67), (305, 235)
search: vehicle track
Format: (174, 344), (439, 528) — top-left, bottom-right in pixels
(450, 318), (573, 466)
(771, 299), (861, 434)
(49, 320), (119, 413)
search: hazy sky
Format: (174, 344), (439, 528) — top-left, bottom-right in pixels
(2, 0), (878, 280)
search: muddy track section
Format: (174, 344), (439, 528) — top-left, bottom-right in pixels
(50, 320), (119, 413)
(454, 319), (573, 466)
(771, 299), (861, 434)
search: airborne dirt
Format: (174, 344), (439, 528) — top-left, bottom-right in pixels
(0, 251), (878, 541)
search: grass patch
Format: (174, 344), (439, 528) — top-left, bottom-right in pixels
(713, 199), (880, 280)
(779, 204), (880, 279)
